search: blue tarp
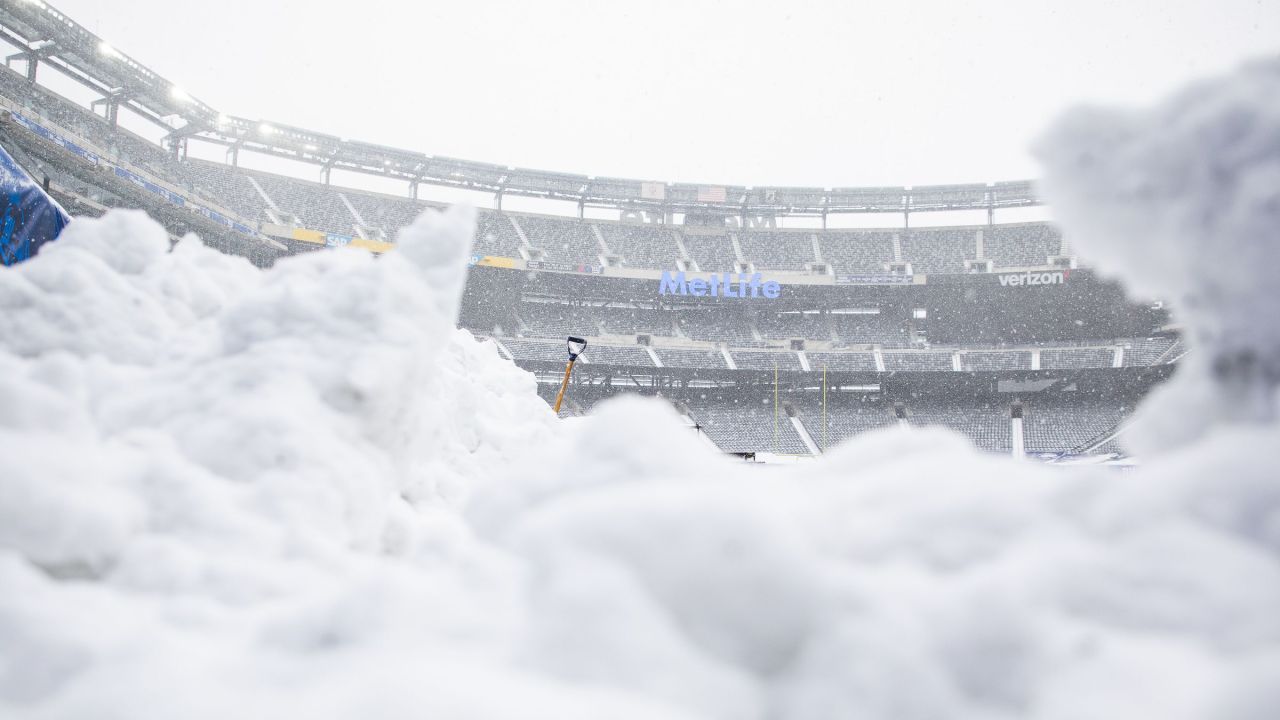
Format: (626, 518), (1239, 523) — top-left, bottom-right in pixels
(0, 144), (70, 266)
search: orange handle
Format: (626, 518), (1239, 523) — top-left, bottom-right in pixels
(553, 358), (576, 413)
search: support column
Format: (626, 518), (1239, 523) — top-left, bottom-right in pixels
(1011, 402), (1025, 459)
(93, 95), (122, 127)
(1011, 417), (1025, 459)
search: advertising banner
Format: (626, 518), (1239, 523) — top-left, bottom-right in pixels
(470, 255), (518, 268)
(113, 167), (185, 207)
(9, 111), (99, 165)
(834, 274), (916, 285)
(526, 260), (603, 274)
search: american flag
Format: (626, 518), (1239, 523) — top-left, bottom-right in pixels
(697, 186), (727, 203)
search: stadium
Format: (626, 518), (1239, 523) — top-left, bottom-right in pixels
(0, 1), (1182, 462)
(2, 2), (1278, 718)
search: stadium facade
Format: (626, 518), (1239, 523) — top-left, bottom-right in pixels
(0, 0), (1181, 459)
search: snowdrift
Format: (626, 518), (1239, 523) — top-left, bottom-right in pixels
(1035, 57), (1280, 449)
(2, 62), (1279, 719)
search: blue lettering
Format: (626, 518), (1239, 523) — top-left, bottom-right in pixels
(659, 271), (688, 295)
(659, 270), (783, 300)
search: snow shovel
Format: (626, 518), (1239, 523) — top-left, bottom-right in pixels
(553, 336), (588, 414)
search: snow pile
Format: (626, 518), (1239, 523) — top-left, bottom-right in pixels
(0, 206), (582, 717)
(1, 60), (1279, 719)
(1035, 57), (1280, 446)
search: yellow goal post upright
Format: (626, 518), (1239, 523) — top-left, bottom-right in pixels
(822, 364), (828, 453)
(553, 336), (588, 414)
(774, 361), (779, 455)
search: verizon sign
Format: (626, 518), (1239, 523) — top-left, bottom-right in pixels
(997, 270), (1068, 287)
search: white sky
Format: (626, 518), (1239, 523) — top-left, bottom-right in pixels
(38, 0), (1280, 188)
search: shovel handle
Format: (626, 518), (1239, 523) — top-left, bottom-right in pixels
(553, 357), (576, 414)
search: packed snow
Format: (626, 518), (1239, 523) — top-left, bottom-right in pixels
(2, 61), (1279, 719)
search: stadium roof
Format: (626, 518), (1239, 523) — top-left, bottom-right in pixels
(0, 0), (1042, 216)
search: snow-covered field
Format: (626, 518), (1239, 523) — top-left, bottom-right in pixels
(1, 61), (1278, 719)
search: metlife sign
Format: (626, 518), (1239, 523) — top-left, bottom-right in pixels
(659, 271), (782, 299)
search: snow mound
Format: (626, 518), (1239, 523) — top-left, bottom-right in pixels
(2, 60), (1279, 719)
(1035, 57), (1280, 444)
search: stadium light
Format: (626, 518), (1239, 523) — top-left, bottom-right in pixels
(98, 41), (120, 58)
(304, 144), (318, 151)
(258, 123), (275, 136)
(216, 113), (231, 128)
(169, 85), (191, 103)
